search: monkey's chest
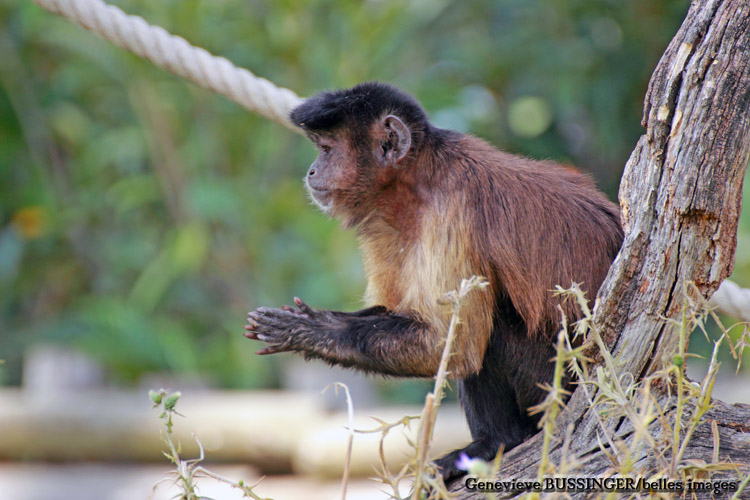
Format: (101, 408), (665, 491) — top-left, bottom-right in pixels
(358, 215), (475, 321)
(360, 233), (410, 310)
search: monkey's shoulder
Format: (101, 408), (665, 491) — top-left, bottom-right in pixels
(449, 137), (597, 192)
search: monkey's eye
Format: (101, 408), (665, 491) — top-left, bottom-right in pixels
(319, 145), (331, 154)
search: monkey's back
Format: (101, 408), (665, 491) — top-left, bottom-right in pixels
(441, 134), (623, 336)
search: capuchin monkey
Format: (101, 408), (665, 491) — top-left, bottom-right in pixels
(244, 82), (623, 481)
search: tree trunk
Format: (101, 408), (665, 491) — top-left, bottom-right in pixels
(455, 0), (750, 497)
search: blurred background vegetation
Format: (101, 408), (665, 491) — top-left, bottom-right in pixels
(1, 0), (748, 395)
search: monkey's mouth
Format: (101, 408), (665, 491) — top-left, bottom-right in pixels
(306, 186), (333, 213)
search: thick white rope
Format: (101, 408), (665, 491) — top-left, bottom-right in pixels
(31, 0), (750, 323)
(33, 0), (304, 132)
(710, 279), (750, 323)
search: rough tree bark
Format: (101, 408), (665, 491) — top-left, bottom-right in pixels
(455, 0), (750, 497)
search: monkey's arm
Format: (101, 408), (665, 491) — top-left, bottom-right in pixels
(244, 298), (443, 377)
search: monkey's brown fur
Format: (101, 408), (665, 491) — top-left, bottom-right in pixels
(245, 82), (623, 481)
(359, 132), (621, 378)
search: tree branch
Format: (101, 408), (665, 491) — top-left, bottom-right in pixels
(454, 0), (750, 495)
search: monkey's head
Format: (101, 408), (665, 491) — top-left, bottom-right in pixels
(290, 82), (430, 227)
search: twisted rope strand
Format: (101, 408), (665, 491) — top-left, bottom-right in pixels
(709, 279), (750, 323)
(33, 0), (304, 131)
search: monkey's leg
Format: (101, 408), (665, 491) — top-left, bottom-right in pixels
(431, 370), (533, 483)
(245, 298), (445, 377)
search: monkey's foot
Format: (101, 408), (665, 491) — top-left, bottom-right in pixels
(434, 438), (501, 484)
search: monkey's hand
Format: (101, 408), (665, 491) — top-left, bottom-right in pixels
(244, 297), (344, 356)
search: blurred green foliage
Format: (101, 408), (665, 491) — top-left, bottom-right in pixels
(0, 0), (747, 389)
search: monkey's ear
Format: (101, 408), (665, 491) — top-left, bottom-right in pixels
(379, 115), (412, 166)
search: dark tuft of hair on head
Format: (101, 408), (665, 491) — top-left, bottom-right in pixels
(290, 82), (429, 134)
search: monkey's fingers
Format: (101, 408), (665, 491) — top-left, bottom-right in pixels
(252, 327), (290, 346)
(283, 304), (312, 317)
(293, 297), (317, 317)
(256, 345), (285, 355)
(244, 319), (272, 342)
(247, 312), (292, 334)
(243, 324), (259, 340)
(253, 308), (308, 325)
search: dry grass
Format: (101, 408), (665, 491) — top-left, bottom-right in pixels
(150, 279), (749, 499)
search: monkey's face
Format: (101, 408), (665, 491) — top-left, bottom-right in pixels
(304, 132), (359, 218)
(304, 156), (333, 215)
(303, 115), (413, 227)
